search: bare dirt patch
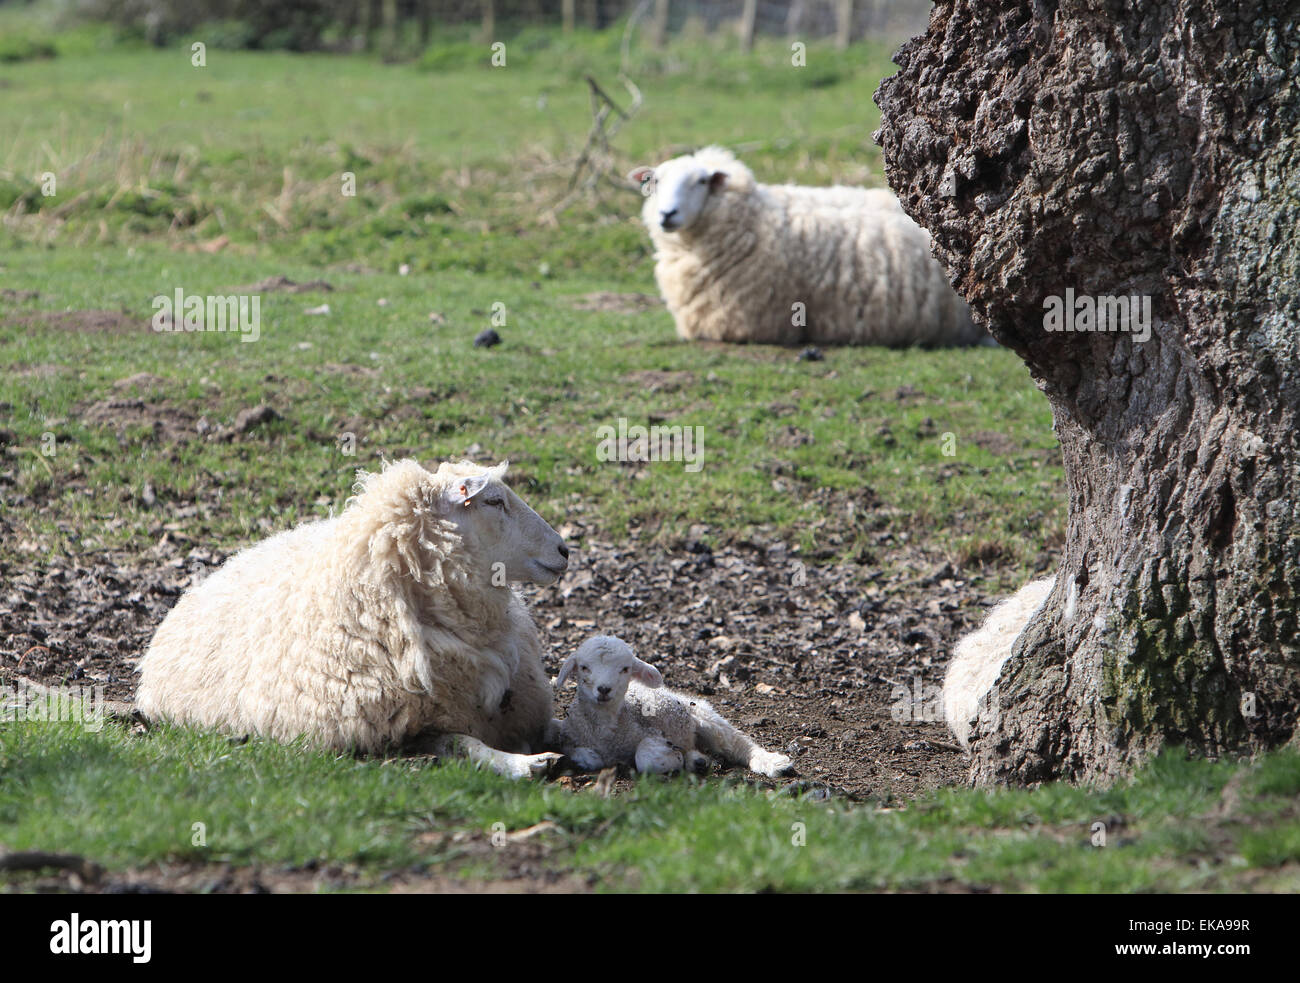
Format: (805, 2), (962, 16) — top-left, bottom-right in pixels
(620, 369), (696, 393)
(78, 398), (201, 445)
(572, 292), (663, 314)
(4, 529), (1007, 798)
(230, 275), (334, 294)
(14, 310), (143, 334)
(971, 430), (1019, 456)
(0, 854), (590, 894)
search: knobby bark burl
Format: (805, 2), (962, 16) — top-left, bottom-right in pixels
(876, 1), (1300, 783)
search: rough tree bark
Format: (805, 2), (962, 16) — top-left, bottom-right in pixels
(876, 1), (1300, 784)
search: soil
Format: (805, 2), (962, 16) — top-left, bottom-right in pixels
(1, 525), (990, 798)
(9, 309), (144, 334)
(0, 346), (1052, 893)
(571, 291), (663, 313)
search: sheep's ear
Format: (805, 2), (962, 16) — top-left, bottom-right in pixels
(555, 654), (578, 688)
(708, 171), (728, 193)
(447, 472), (492, 507)
(631, 658), (663, 688)
(628, 166), (654, 187)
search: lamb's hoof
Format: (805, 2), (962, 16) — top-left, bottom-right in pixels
(527, 752), (565, 779)
(684, 751), (711, 776)
(750, 751), (796, 778)
(501, 751), (563, 780)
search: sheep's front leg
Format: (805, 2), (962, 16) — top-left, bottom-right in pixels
(634, 735), (684, 774)
(432, 734), (562, 781)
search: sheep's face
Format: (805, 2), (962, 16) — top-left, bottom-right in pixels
(632, 157), (728, 234)
(556, 635), (663, 706)
(441, 462), (570, 586)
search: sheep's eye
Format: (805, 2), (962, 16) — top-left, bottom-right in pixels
(698, 177), (709, 185)
(620, 667), (629, 673)
(483, 497), (505, 509)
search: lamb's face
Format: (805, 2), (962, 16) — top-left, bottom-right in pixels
(633, 157), (727, 234)
(557, 635), (662, 705)
(442, 463), (570, 586)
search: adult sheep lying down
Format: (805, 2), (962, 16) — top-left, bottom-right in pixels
(630, 146), (985, 347)
(135, 459), (569, 780)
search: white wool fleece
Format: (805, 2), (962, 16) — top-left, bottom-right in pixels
(943, 577), (1055, 746)
(136, 459), (571, 759)
(547, 635), (795, 777)
(631, 146), (984, 347)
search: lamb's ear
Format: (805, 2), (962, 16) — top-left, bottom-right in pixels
(555, 653), (579, 688)
(708, 171), (728, 193)
(631, 658), (663, 688)
(628, 166), (655, 187)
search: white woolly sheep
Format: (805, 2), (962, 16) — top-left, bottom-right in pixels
(628, 146), (985, 347)
(545, 635), (795, 777)
(942, 577), (1055, 746)
(135, 459), (571, 780)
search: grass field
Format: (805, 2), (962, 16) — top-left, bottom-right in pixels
(2, 16), (1296, 893)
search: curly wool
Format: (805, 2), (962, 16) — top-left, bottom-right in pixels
(643, 147), (983, 346)
(135, 459), (552, 755)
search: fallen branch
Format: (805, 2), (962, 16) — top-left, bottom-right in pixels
(541, 72), (644, 223)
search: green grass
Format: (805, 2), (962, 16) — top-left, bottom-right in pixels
(0, 26), (1099, 893)
(1, 29), (1062, 574)
(2, 718), (1297, 892)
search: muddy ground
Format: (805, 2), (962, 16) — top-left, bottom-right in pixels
(0, 323), (1056, 891)
(1, 525), (1013, 893)
(2, 517), (1000, 800)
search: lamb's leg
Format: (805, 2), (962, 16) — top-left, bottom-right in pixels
(682, 749), (711, 775)
(569, 746), (606, 771)
(634, 735), (684, 774)
(690, 701), (794, 777)
(432, 734), (562, 781)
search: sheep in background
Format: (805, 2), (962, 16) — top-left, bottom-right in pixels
(943, 577), (1055, 746)
(136, 459), (570, 780)
(546, 635), (795, 777)
(629, 146), (985, 347)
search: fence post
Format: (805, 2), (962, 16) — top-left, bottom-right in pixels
(381, 0), (397, 56)
(740, 0), (758, 52)
(417, 0), (432, 49)
(786, 0), (805, 40)
(651, 0), (670, 48)
(481, 0), (495, 40)
(563, 0), (575, 35)
(835, 0), (854, 50)
(584, 0), (598, 30)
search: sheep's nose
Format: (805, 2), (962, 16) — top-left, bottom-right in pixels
(597, 685), (611, 697)
(557, 543), (569, 560)
(659, 208), (677, 227)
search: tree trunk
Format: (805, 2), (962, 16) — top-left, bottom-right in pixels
(876, 0), (1300, 784)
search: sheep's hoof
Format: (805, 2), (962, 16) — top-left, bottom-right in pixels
(750, 751), (796, 778)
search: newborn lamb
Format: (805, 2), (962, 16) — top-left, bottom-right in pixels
(546, 635), (794, 777)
